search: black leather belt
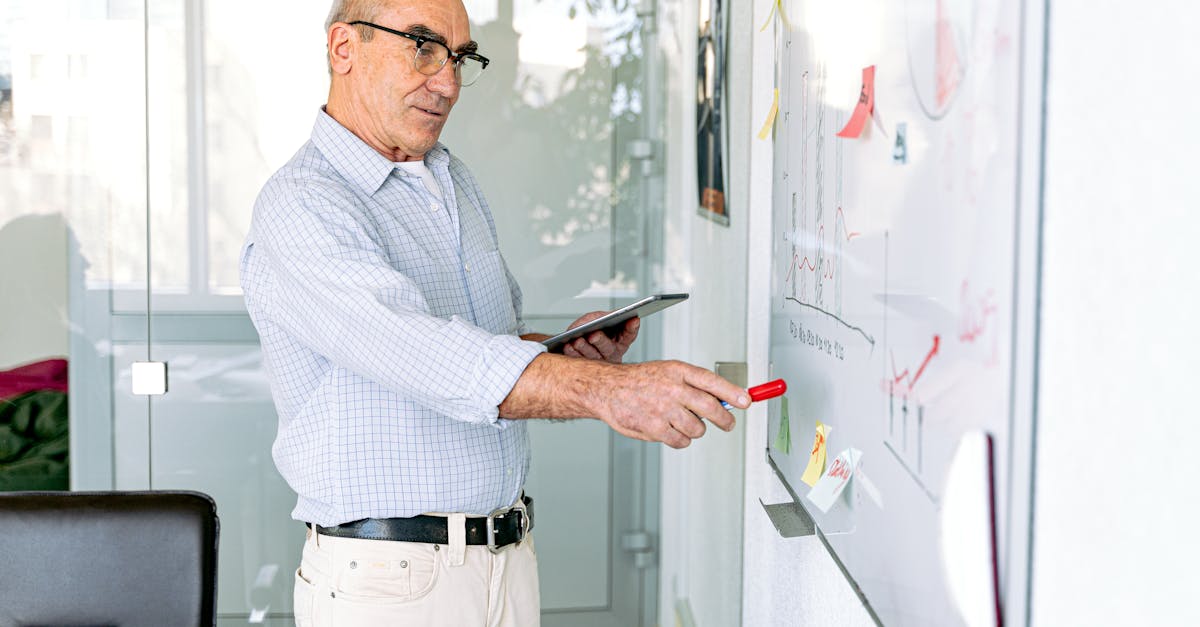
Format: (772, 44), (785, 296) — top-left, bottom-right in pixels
(314, 496), (533, 553)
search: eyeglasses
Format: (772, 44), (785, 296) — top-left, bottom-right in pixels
(349, 21), (490, 87)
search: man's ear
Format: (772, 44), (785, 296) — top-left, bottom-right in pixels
(328, 22), (356, 75)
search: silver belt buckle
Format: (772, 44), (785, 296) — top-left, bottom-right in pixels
(485, 499), (528, 554)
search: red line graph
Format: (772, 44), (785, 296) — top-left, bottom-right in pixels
(784, 206), (861, 283)
(958, 281), (998, 344)
(890, 335), (940, 399)
(958, 281), (1002, 367)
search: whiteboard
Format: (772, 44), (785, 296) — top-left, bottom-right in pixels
(765, 0), (1023, 624)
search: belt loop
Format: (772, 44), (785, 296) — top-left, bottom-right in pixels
(307, 523), (320, 549)
(447, 513), (467, 567)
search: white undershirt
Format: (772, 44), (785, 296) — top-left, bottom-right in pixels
(393, 160), (443, 203)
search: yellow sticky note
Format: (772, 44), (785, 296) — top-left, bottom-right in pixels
(800, 421), (832, 487)
(757, 88), (780, 140)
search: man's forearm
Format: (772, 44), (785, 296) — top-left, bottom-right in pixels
(498, 353), (612, 419)
(498, 350), (750, 449)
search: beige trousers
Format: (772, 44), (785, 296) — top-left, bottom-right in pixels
(294, 519), (540, 627)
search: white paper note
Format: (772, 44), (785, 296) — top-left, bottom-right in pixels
(806, 447), (862, 513)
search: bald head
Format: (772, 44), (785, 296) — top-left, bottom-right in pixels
(326, 0), (382, 35)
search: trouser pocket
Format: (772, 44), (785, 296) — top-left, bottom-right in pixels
(294, 567), (316, 627)
(332, 541), (441, 603)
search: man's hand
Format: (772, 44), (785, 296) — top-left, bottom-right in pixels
(562, 312), (639, 364)
(588, 360), (749, 449)
(499, 354), (751, 449)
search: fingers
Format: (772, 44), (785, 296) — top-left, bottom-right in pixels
(595, 318), (639, 363)
(681, 387), (736, 432)
(562, 312), (636, 363)
(568, 336), (605, 360)
(660, 426), (692, 449)
(568, 328), (632, 363)
(614, 317), (640, 351)
(595, 360), (748, 449)
(601, 402), (700, 449)
(566, 310), (608, 330)
(603, 413), (693, 449)
(671, 408), (708, 439)
(655, 412), (701, 449)
(655, 362), (743, 433)
(681, 365), (750, 410)
(634, 382), (730, 446)
(587, 331), (621, 361)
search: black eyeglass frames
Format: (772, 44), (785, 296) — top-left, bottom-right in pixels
(349, 21), (490, 87)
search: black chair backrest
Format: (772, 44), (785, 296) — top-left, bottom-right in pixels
(0, 490), (218, 627)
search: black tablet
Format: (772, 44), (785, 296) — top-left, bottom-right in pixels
(541, 293), (689, 353)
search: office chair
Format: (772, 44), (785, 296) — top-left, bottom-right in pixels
(0, 490), (219, 627)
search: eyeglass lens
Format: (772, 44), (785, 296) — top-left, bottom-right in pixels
(413, 41), (485, 86)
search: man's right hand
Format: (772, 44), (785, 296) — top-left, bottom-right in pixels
(587, 360), (749, 449)
(499, 354), (751, 449)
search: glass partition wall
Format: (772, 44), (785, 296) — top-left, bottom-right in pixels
(1, 1), (667, 624)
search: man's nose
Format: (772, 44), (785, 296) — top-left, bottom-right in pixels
(426, 60), (461, 99)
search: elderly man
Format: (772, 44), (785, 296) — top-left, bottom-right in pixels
(240, 0), (750, 624)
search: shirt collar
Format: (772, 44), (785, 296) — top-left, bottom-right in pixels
(311, 107), (452, 196)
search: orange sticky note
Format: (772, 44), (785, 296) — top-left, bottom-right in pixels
(800, 421), (832, 486)
(837, 65), (876, 139)
(757, 88), (780, 140)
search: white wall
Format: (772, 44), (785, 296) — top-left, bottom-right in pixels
(657, 0), (751, 624)
(1032, 1), (1200, 625)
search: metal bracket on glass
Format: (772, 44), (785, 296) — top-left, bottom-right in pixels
(628, 138), (658, 177)
(714, 361), (748, 388)
(621, 530), (657, 569)
(760, 497), (817, 538)
(131, 361), (168, 396)
(636, 0), (656, 31)
(628, 138), (654, 160)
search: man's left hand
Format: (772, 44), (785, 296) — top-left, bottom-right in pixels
(562, 312), (640, 363)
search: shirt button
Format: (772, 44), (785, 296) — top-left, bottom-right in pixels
(431, 203), (439, 213)
(464, 262), (472, 272)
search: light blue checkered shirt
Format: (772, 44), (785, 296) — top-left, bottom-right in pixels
(240, 109), (546, 526)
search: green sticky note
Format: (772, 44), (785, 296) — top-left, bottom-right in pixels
(774, 395), (792, 454)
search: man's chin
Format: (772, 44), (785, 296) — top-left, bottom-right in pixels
(410, 121), (445, 147)
(413, 136), (441, 155)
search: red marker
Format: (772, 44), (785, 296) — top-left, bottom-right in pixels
(722, 378), (788, 409)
